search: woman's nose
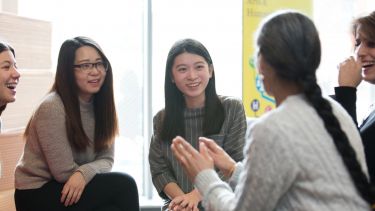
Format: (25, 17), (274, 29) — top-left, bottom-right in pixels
(356, 42), (369, 58)
(12, 65), (20, 79)
(187, 69), (197, 79)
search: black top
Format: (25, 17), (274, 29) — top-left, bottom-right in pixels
(334, 86), (375, 182)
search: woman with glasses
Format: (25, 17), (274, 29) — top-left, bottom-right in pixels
(0, 41), (20, 130)
(14, 36), (139, 211)
(149, 38), (247, 211)
(171, 11), (373, 210)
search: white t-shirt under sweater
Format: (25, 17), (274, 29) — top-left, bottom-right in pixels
(195, 94), (370, 211)
(15, 92), (114, 190)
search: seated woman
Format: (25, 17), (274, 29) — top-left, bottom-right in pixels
(0, 41), (20, 129)
(14, 36), (139, 211)
(171, 11), (373, 210)
(149, 38), (247, 210)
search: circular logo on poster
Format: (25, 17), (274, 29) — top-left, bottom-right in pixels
(250, 99), (260, 112)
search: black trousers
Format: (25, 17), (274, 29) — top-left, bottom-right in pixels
(14, 172), (139, 211)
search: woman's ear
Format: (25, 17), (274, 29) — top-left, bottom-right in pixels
(170, 74), (175, 83)
(209, 64), (214, 78)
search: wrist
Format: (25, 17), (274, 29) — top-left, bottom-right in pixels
(224, 163), (236, 179)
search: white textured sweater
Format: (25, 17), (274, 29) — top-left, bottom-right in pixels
(195, 94), (370, 211)
(15, 92), (114, 189)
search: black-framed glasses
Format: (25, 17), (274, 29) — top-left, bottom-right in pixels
(73, 61), (108, 73)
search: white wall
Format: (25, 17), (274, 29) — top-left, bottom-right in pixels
(152, 0), (375, 122)
(152, 0), (243, 114)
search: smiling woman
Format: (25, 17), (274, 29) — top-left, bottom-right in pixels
(333, 11), (375, 184)
(73, 46), (108, 103)
(14, 36), (139, 211)
(0, 42), (20, 126)
(149, 38), (247, 211)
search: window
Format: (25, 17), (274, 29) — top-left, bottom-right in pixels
(18, 0), (157, 205)
(10, 0), (375, 208)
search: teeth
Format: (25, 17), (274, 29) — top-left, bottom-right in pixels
(6, 83), (17, 89)
(187, 83), (199, 87)
(363, 61), (375, 67)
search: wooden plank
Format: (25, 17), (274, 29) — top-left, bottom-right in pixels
(0, 130), (24, 191)
(0, 189), (16, 211)
(0, 12), (52, 69)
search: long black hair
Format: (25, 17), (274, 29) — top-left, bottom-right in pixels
(256, 11), (375, 209)
(160, 38), (224, 141)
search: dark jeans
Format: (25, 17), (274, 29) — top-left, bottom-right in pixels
(15, 172), (139, 211)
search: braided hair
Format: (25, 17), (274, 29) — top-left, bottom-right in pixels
(256, 11), (375, 209)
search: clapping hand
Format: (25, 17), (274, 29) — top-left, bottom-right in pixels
(171, 136), (214, 181)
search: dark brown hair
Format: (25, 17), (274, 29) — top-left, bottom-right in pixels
(353, 11), (375, 42)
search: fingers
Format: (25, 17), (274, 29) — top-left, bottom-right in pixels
(61, 186), (83, 206)
(187, 201), (198, 211)
(169, 197), (182, 210)
(199, 137), (221, 152)
(61, 187), (74, 206)
(60, 188), (67, 204)
(179, 199), (189, 209)
(199, 142), (212, 162)
(172, 136), (199, 162)
(171, 140), (187, 165)
(171, 199), (197, 211)
(73, 190), (82, 204)
(176, 136), (199, 155)
(169, 196), (194, 211)
(66, 190), (75, 206)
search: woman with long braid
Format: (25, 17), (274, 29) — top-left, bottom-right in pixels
(170, 11), (374, 211)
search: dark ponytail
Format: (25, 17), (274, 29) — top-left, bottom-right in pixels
(256, 11), (375, 209)
(299, 75), (375, 208)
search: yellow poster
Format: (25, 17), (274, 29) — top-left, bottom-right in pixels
(243, 0), (312, 117)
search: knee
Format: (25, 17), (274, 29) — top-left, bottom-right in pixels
(111, 172), (138, 192)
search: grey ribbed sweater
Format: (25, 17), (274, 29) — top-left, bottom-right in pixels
(195, 94), (371, 211)
(149, 96), (247, 201)
(15, 92), (114, 190)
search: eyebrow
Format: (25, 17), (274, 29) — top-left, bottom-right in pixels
(75, 58), (102, 63)
(194, 61), (206, 65)
(175, 61), (206, 68)
(175, 64), (187, 69)
(0, 60), (11, 65)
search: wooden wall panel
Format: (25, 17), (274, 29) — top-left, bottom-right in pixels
(0, 12), (52, 69)
(0, 12), (52, 211)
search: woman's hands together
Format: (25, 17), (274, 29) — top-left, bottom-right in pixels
(171, 136), (214, 181)
(171, 136), (236, 182)
(198, 137), (236, 179)
(168, 189), (201, 211)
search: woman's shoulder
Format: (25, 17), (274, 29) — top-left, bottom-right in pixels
(35, 92), (65, 116)
(152, 109), (165, 128)
(219, 95), (243, 109)
(326, 95), (354, 120)
(153, 109), (165, 122)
